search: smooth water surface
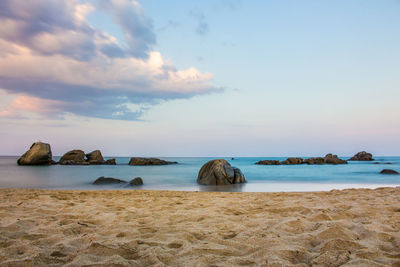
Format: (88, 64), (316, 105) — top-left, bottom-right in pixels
(0, 156), (399, 192)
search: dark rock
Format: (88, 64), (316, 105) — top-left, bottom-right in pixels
(93, 176), (127, 185)
(129, 177), (143, 186)
(281, 157), (303, 165)
(17, 142), (53, 165)
(128, 157), (178, 166)
(379, 169), (399, 175)
(255, 160), (280, 165)
(385, 162), (393, 165)
(105, 158), (116, 165)
(59, 150), (86, 165)
(304, 157), (325, 165)
(86, 150), (104, 164)
(373, 162), (381, 164)
(324, 154), (347, 165)
(349, 151), (374, 161)
(197, 159), (246, 185)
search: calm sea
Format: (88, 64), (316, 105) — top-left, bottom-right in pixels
(0, 156), (399, 192)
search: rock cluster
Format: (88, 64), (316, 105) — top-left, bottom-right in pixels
(197, 159), (246, 185)
(349, 151), (374, 161)
(128, 157), (178, 166)
(17, 142), (55, 165)
(59, 150), (116, 165)
(93, 176), (144, 185)
(17, 142), (116, 166)
(256, 154), (347, 165)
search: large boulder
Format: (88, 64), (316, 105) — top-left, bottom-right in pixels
(86, 150), (105, 164)
(380, 169), (399, 175)
(59, 150), (88, 165)
(197, 159), (246, 185)
(17, 142), (53, 165)
(93, 176), (127, 185)
(281, 157), (303, 165)
(349, 151), (374, 161)
(255, 160), (280, 165)
(129, 157), (178, 166)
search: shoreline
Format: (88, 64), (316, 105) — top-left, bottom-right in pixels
(1, 187), (400, 266)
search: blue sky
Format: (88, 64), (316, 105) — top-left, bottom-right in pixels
(0, 0), (399, 156)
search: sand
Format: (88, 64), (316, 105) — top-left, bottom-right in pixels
(0, 187), (399, 266)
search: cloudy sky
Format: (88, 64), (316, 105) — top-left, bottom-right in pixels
(0, 0), (399, 156)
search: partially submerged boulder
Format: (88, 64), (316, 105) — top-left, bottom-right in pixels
(323, 154), (348, 165)
(197, 159), (246, 185)
(129, 177), (144, 186)
(93, 176), (127, 185)
(380, 169), (399, 175)
(17, 142), (53, 165)
(255, 160), (280, 165)
(59, 150), (88, 165)
(349, 151), (374, 161)
(304, 157), (325, 165)
(105, 158), (116, 165)
(129, 157), (178, 166)
(281, 157), (303, 165)
(86, 150), (104, 164)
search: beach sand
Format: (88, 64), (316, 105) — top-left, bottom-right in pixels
(0, 187), (399, 266)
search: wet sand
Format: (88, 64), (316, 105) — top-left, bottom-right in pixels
(0, 187), (399, 266)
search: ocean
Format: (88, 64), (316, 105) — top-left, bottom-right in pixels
(0, 156), (399, 192)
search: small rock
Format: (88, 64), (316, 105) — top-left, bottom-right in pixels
(129, 177), (143, 186)
(105, 158), (116, 165)
(93, 176), (127, 185)
(129, 157), (178, 165)
(349, 151), (374, 161)
(379, 169), (399, 175)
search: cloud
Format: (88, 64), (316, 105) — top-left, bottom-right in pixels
(190, 9), (209, 35)
(0, 0), (220, 120)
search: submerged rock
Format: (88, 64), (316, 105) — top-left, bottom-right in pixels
(129, 177), (144, 186)
(128, 157), (178, 166)
(93, 176), (127, 185)
(349, 151), (374, 161)
(380, 169), (399, 175)
(255, 160), (280, 165)
(86, 150), (104, 164)
(59, 150), (87, 165)
(197, 159), (246, 185)
(17, 142), (53, 165)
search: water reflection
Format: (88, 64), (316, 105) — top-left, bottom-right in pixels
(197, 183), (246, 192)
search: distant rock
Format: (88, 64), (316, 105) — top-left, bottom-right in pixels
(303, 157), (325, 165)
(17, 142), (53, 165)
(128, 157), (178, 166)
(86, 150), (104, 164)
(129, 177), (144, 186)
(59, 150), (88, 165)
(281, 157), (303, 165)
(93, 176), (127, 185)
(255, 160), (280, 165)
(105, 158), (116, 165)
(379, 169), (399, 175)
(197, 159), (246, 185)
(323, 154), (348, 165)
(349, 151), (374, 161)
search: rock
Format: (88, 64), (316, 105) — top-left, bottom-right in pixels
(281, 157), (303, 165)
(105, 158), (116, 165)
(128, 157), (178, 166)
(304, 157), (325, 165)
(93, 176), (127, 185)
(379, 169), (399, 175)
(17, 142), (53, 165)
(255, 160), (280, 165)
(129, 177), (143, 186)
(324, 154), (347, 164)
(59, 150), (86, 165)
(373, 162), (381, 164)
(197, 159), (246, 185)
(85, 150), (104, 164)
(349, 151), (374, 161)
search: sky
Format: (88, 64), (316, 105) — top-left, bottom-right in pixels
(0, 0), (399, 157)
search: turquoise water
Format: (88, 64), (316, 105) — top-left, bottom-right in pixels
(0, 156), (399, 192)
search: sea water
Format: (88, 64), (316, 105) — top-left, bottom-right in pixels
(0, 156), (399, 192)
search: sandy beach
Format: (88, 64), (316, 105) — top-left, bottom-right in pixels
(0, 187), (399, 266)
